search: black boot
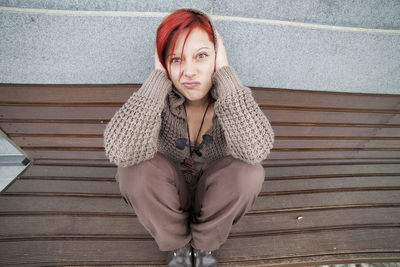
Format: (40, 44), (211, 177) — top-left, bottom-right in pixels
(166, 242), (193, 267)
(193, 248), (218, 267)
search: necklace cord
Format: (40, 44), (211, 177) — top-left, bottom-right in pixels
(183, 97), (211, 156)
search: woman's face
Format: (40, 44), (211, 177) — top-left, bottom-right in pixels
(165, 27), (215, 104)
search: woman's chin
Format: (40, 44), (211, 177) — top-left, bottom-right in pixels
(183, 91), (207, 102)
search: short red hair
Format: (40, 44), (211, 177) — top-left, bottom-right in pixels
(156, 8), (215, 77)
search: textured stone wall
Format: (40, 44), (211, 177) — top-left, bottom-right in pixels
(0, 0), (399, 94)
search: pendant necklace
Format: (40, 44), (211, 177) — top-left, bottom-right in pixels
(181, 97), (211, 183)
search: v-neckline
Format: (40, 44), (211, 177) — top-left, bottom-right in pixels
(185, 102), (215, 145)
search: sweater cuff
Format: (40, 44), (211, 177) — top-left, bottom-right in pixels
(137, 69), (172, 103)
(212, 65), (243, 98)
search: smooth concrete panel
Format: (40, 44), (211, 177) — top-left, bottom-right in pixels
(0, 4), (399, 94)
(0, 10), (162, 83)
(214, 0), (400, 29)
(214, 20), (400, 94)
(0, 0), (212, 13)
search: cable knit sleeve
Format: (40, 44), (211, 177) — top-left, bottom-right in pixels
(212, 65), (274, 164)
(103, 69), (172, 167)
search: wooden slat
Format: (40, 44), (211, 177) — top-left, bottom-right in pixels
(2, 123), (400, 137)
(273, 126), (400, 136)
(8, 136), (400, 149)
(0, 106), (118, 120)
(2, 84), (400, 109)
(239, 253), (400, 267)
(22, 149), (400, 162)
(5, 179), (119, 193)
(0, 84), (137, 103)
(2, 106), (400, 124)
(31, 158), (395, 166)
(275, 139), (400, 148)
(17, 163), (400, 179)
(1, 190), (399, 213)
(234, 207), (400, 234)
(252, 88), (400, 109)
(268, 150), (400, 160)
(0, 240), (164, 266)
(263, 159), (400, 165)
(254, 191), (400, 211)
(1, 207), (399, 238)
(0, 196), (128, 213)
(21, 158), (400, 170)
(0, 122), (105, 135)
(4, 176), (400, 194)
(0, 229), (399, 266)
(13, 136), (103, 147)
(20, 165), (115, 178)
(28, 159), (112, 166)
(22, 150), (107, 161)
(220, 229), (400, 266)
(265, 164), (400, 177)
(268, 109), (400, 124)
(262, 176), (400, 192)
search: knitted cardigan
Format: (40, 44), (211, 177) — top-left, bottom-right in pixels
(103, 65), (274, 175)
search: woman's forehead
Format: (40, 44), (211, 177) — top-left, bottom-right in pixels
(172, 30), (214, 51)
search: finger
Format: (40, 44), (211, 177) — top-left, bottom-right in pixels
(155, 47), (159, 59)
(214, 30), (220, 53)
(216, 30), (223, 40)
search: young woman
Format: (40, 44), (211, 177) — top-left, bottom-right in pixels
(103, 8), (274, 267)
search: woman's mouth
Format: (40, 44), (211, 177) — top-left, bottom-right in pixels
(182, 82), (200, 89)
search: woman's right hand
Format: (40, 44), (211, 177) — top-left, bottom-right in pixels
(154, 47), (168, 76)
(214, 30), (229, 72)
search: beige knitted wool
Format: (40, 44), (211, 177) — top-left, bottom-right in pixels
(103, 65), (274, 172)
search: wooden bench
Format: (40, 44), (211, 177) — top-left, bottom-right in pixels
(1, 83), (399, 266)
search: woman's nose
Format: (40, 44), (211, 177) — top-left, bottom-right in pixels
(182, 61), (196, 78)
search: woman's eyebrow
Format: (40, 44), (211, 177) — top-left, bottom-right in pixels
(168, 47), (211, 57)
(197, 47), (210, 51)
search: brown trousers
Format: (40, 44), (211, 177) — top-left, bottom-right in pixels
(117, 152), (265, 251)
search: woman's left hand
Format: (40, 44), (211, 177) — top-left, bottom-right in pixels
(214, 30), (229, 72)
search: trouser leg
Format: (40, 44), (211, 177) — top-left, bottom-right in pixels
(190, 155), (265, 251)
(117, 152), (192, 251)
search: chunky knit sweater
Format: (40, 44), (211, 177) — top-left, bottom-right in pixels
(103, 65), (274, 174)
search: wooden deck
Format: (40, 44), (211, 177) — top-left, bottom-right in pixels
(1, 84), (400, 266)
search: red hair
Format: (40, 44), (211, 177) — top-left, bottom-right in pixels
(156, 9), (215, 78)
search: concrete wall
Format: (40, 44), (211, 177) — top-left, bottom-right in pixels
(0, 0), (399, 94)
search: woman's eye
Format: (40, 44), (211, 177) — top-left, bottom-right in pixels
(198, 53), (208, 59)
(171, 57), (181, 63)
